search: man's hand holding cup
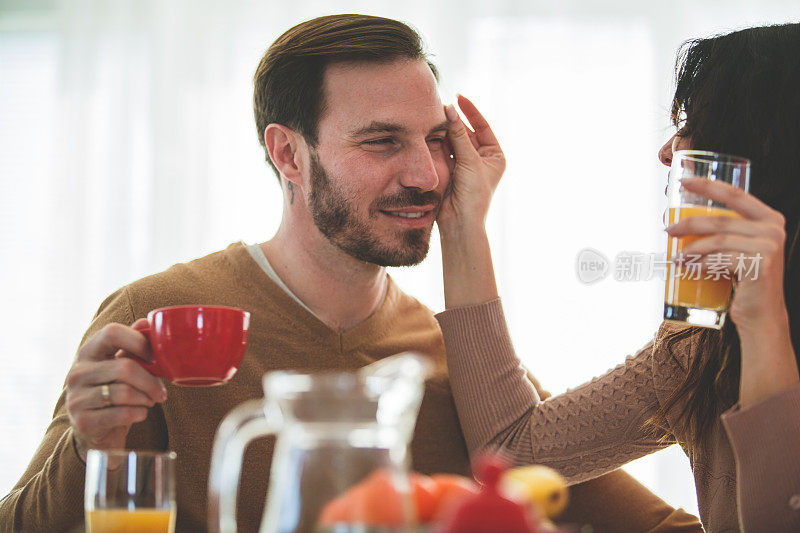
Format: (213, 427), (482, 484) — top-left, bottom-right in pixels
(66, 305), (250, 460)
(66, 319), (166, 461)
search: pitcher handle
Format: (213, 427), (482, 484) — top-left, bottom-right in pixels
(208, 399), (282, 533)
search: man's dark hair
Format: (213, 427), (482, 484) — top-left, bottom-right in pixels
(253, 14), (438, 180)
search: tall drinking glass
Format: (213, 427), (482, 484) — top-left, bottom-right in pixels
(664, 150), (750, 329)
(85, 450), (177, 533)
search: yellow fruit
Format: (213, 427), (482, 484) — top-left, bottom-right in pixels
(500, 465), (569, 518)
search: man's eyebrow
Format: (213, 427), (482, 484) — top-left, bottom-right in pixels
(350, 122), (408, 137)
(428, 120), (450, 134)
(349, 120), (451, 137)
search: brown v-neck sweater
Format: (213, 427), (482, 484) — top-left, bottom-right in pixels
(1, 243), (702, 532)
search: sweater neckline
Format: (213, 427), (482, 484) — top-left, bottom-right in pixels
(224, 241), (401, 354)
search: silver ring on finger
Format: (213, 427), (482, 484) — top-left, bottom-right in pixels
(100, 383), (113, 408)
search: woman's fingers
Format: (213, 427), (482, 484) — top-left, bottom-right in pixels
(444, 104), (479, 163)
(467, 128), (480, 151)
(675, 235), (774, 282)
(666, 215), (780, 240)
(680, 178), (782, 223)
(674, 253), (759, 282)
(666, 194), (786, 282)
(682, 234), (769, 257)
(457, 94), (500, 147)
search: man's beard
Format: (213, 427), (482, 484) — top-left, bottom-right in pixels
(307, 151), (442, 267)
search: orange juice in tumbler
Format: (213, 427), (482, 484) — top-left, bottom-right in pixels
(665, 205), (741, 310)
(86, 508), (175, 533)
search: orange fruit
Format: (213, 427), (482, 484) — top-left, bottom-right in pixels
(410, 472), (439, 523)
(429, 473), (480, 521)
(317, 491), (353, 526)
(319, 470), (476, 527)
(351, 470), (407, 527)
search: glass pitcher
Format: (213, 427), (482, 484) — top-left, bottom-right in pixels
(208, 353), (432, 533)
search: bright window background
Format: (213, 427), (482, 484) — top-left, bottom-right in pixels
(3, 0), (800, 519)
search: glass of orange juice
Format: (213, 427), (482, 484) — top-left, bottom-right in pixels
(85, 450), (176, 533)
(664, 150), (750, 329)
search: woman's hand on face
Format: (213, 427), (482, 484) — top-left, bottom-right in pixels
(665, 177), (789, 332)
(436, 95), (506, 237)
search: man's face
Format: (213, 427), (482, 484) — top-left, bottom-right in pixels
(306, 59), (452, 267)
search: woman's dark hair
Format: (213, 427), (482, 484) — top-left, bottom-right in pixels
(648, 23), (800, 450)
(252, 14), (437, 180)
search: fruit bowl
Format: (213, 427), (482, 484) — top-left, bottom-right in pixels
(315, 455), (572, 533)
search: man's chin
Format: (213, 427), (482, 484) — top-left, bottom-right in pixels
(362, 241), (431, 267)
(336, 230), (432, 267)
(384, 228), (433, 266)
(378, 246), (430, 267)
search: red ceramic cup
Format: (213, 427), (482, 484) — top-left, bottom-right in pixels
(134, 305), (250, 386)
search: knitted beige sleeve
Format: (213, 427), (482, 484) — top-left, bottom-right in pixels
(721, 383), (800, 531)
(435, 298), (673, 484)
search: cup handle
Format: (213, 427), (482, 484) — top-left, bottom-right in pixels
(126, 326), (168, 379)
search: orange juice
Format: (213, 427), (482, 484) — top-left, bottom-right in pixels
(665, 205), (741, 310)
(86, 508), (175, 533)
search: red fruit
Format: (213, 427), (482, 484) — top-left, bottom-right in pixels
(435, 455), (542, 533)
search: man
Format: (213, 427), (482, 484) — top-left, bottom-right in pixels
(0, 14), (701, 532)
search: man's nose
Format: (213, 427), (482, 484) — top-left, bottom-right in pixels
(658, 134), (676, 167)
(398, 142), (440, 191)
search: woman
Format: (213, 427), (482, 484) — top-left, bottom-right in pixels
(436, 24), (800, 532)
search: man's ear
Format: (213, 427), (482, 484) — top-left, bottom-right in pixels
(264, 124), (306, 188)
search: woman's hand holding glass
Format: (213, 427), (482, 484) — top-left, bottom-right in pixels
(666, 177), (788, 329)
(666, 177), (799, 407)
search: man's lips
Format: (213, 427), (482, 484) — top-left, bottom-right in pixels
(379, 205), (436, 227)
